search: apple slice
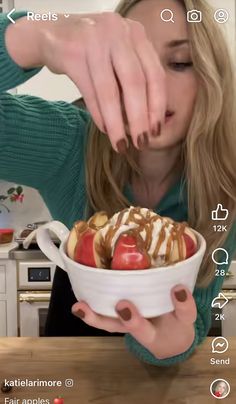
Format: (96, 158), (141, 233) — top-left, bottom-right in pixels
(67, 227), (77, 260)
(74, 227), (97, 266)
(87, 211), (109, 230)
(67, 212), (109, 264)
(182, 228), (197, 259)
(73, 227), (105, 267)
(165, 228), (197, 263)
(111, 231), (151, 270)
(67, 221), (88, 260)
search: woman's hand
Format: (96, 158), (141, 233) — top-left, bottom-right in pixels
(72, 284), (197, 360)
(6, 12), (166, 152)
(42, 13), (166, 152)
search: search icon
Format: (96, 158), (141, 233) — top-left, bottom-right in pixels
(160, 9), (174, 23)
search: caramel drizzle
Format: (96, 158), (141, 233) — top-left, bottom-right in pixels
(94, 207), (189, 267)
(153, 221), (169, 260)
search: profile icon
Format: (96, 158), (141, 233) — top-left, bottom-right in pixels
(214, 9), (229, 24)
(210, 379), (230, 399)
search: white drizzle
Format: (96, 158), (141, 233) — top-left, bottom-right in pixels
(98, 207), (175, 263)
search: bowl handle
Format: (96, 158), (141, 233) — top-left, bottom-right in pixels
(23, 221), (70, 271)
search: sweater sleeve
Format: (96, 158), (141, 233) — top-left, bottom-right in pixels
(125, 223), (236, 366)
(0, 12), (90, 190)
(0, 11), (42, 92)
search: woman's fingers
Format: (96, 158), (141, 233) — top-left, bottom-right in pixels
(48, 13), (166, 152)
(171, 285), (197, 325)
(72, 301), (126, 333)
(115, 300), (157, 347)
(134, 40), (166, 134)
(86, 47), (128, 152)
(68, 59), (106, 133)
(111, 42), (150, 149)
(70, 15), (163, 151)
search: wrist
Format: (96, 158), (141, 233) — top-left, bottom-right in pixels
(5, 16), (47, 68)
(153, 324), (196, 360)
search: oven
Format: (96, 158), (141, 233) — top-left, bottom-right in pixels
(17, 260), (56, 337)
(221, 259), (236, 337)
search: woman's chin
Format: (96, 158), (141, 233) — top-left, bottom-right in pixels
(147, 133), (184, 151)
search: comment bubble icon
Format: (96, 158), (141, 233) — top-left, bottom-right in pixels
(212, 248), (228, 265)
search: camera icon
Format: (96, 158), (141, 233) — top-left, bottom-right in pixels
(187, 9), (202, 23)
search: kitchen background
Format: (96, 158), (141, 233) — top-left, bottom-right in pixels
(0, 0), (235, 338)
(0, 0), (235, 233)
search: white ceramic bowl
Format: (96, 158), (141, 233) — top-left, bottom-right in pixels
(23, 221), (206, 318)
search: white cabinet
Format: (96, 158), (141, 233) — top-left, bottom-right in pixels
(0, 259), (17, 336)
(0, 300), (7, 336)
(0, 265), (6, 293)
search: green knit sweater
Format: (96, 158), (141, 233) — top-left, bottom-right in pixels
(0, 12), (236, 367)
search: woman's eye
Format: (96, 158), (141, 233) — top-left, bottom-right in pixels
(169, 62), (193, 71)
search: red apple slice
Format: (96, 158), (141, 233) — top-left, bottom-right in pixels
(73, 228), (105, 267)
(183, 229), (197, 259)
(67, 221), (88, 260)
(111, 231), (150, 270)
(74, 228), (97, 266)
(165, 227), (197, 263)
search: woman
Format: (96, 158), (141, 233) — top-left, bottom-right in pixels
(1, 0), (236, 366)
(213, 380), (229, 398)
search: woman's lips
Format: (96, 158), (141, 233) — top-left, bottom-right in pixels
(165, 110), (175, 123)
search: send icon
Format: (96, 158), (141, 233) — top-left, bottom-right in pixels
(211, 292), (229, 309)
(212, 337), (229, 354)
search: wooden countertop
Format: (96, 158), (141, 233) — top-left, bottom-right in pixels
(0, 337), (235, 403)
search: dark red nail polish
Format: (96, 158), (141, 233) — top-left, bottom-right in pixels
(151, 122), (160, 137)
(137, 133), (149, 150)
(142, 131), (149, 147)
(116, 138), (128, 154)
(117, 307), (132, 321)
(137, 134), (144, 149)
(175, 289), (187, 302)
(76, 309), (85, 319)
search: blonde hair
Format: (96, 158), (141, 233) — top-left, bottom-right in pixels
(84, 0), (236, 287)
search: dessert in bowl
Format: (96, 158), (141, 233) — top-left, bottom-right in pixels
(23, 207), (206, 318)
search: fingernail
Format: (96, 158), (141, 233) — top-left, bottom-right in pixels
(116, 138), (128, 154)
(137, 134), (144, 149)
(137, 132), (149, 150)
(117, 307), (132, 321)
(142, 131), (149, 147)
(76, 309), (85, 319)
(152, 122), (161, 137)
(175, 289), (187, 302)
